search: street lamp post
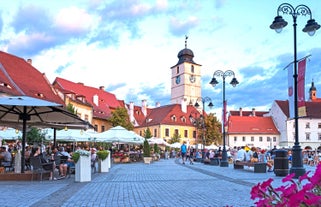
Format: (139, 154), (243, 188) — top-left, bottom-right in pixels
(189, 110), (202, 151)
(270, 3), (320, 178)
(194, 97), (213, 151)
(210, 70), (239, 167)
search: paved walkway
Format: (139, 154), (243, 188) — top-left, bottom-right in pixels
(1, 158), (317, 207)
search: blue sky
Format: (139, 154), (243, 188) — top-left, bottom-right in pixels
(1, 0), (321, 118)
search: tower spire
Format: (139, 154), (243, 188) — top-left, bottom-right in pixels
(185, 35), (188, 48)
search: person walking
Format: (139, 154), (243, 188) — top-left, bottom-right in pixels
(180, 142), (187, 164)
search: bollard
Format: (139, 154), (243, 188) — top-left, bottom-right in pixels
(274, 149), (289, 176)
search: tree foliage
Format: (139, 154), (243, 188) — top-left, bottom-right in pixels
(143, 128), (152, 157)
(168, 132), (181, 144)
(108, 107), (133, 130)
(204, 113), (222, 145)
(66, 103), (77, 114)
(26, 127), (46, 144)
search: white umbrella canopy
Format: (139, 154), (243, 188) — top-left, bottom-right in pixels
(170, 142), (181, 148)
(206, 144), (219, 150)
(95, 126), (144, 144)
(0, 96), (91, 173)
(0, 128), (22, 140)
(148, 137), (170, 146)
(43, 128), (97, 142)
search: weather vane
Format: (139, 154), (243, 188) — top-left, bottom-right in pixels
(185, 35), (188, 48)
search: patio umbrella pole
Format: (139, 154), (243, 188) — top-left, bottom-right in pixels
(20, 106), (29, 173)
(53, 128), (57, 148)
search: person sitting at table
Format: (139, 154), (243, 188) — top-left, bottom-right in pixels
(32, 146), (56, 180)
(56, 147), (73, 178)
(0, 146), (12, 167)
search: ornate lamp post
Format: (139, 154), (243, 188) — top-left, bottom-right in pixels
(270, 3), (320, 178)
(210, 70), (239, 167)
(194, 97), (213, 151)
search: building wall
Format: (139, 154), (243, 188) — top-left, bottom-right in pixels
(286, 118), (321, 149)
(227, 133), (280, 150)
(268, 101), (288, 145)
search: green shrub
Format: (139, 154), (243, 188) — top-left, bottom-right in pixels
(97, 150), (109, 161)
(143, 138), (151, 157)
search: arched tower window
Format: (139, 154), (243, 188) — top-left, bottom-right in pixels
(191, 65), (194, 73)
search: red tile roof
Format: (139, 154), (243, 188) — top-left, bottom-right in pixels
(53, 77), (121, 119)
(0, 51), (63, 104)
(275, 100), (321, 118)
(228, 116), (279, 135)
(135, 104), (202, 127)
(229, 110), (268, 117)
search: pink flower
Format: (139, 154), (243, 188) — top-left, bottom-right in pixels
(282, 173), (295, 182)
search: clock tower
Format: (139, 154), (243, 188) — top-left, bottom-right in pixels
(170, 36), (202, 105)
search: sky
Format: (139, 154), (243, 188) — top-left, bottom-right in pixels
(1, 0), (321, 118)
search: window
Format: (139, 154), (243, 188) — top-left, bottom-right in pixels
(234, 136), (237, 142)
(171, 115), (176, 122)
(174, 129), (179, 136)
(165, 128), (169, 137)
(191, 65), (194, 73)
(176, 66), (179, 74)
(306, 122), (310, 128)
(101, 125), (105, 132)
(318, 133), (321, 140)
(251, 136), (254, 142)
(184, 130), (188, 138)
(154, 129), (157, 137)
(306, 133), (310, 140)
(273, 137), (276, 142)
(318, 123), (321, 128)
(84, 114), (89, 121)
(267, 137), (271, 142)
(259, 137), (263, 142)
(242, 136), (246, 142)
(193, 131), (196, 138)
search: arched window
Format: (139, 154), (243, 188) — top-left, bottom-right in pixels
(191, 65), (194, 73)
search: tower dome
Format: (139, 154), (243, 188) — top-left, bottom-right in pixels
(176, 48), (195, 65)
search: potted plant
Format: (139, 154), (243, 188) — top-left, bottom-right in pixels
(97, 150), (110, 173)
(143, 138), (152, 164)
(153, 143), (160, 161)
(72, 149), (91, 182)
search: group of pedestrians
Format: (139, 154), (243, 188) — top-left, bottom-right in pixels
(180, 141), (194, 165)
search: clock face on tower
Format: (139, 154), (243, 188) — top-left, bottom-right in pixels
(190, 75), (196, 83)
(175, 75), (181, 84)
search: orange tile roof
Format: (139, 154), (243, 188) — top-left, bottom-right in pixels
(53, 77), (121, 119)
(0, 51), (63, 104)
(275, 100), (321, 118)
(228, 116), (279, 135)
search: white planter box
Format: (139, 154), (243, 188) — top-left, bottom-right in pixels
(98, 150), (111, 173)
(75, 155), (91, 182)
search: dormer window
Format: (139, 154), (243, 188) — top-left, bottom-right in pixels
(181, 116), (186, 123)
(0, 82), (12, 89)
(171, 115), (176, 122)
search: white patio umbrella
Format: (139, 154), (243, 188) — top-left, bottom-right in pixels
(96, 126), (144, 144)
(170, 142), (181, 148)
(0, 96), (91, 173)
(0, 128), (22, 140)
(43, 128), (97, 142)
(148, 137), (170, 146)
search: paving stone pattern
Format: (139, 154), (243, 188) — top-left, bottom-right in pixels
(1, 159), (317, 207)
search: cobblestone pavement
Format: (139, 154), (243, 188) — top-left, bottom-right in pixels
(1, 159), (317, 207)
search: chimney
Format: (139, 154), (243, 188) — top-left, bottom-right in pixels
(239, 107), (242, 116)
(27, 59), (32, 65)
(78, 82), (84, 86)
(181, 98), (187, 113)
(142, 100), (147, 116)
(99, 86), (105, 91)
(156, 102), (160, 107)
(252, 108), (256, 116)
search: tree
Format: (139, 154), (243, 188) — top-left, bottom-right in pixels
(108, 107), (133, 130)
(168, 132), (181, 144)
(143, 128), (152, 157)
(205, 113), (222, 145)
(66, 103), (77, 114)
(27, 127), (46, 145)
